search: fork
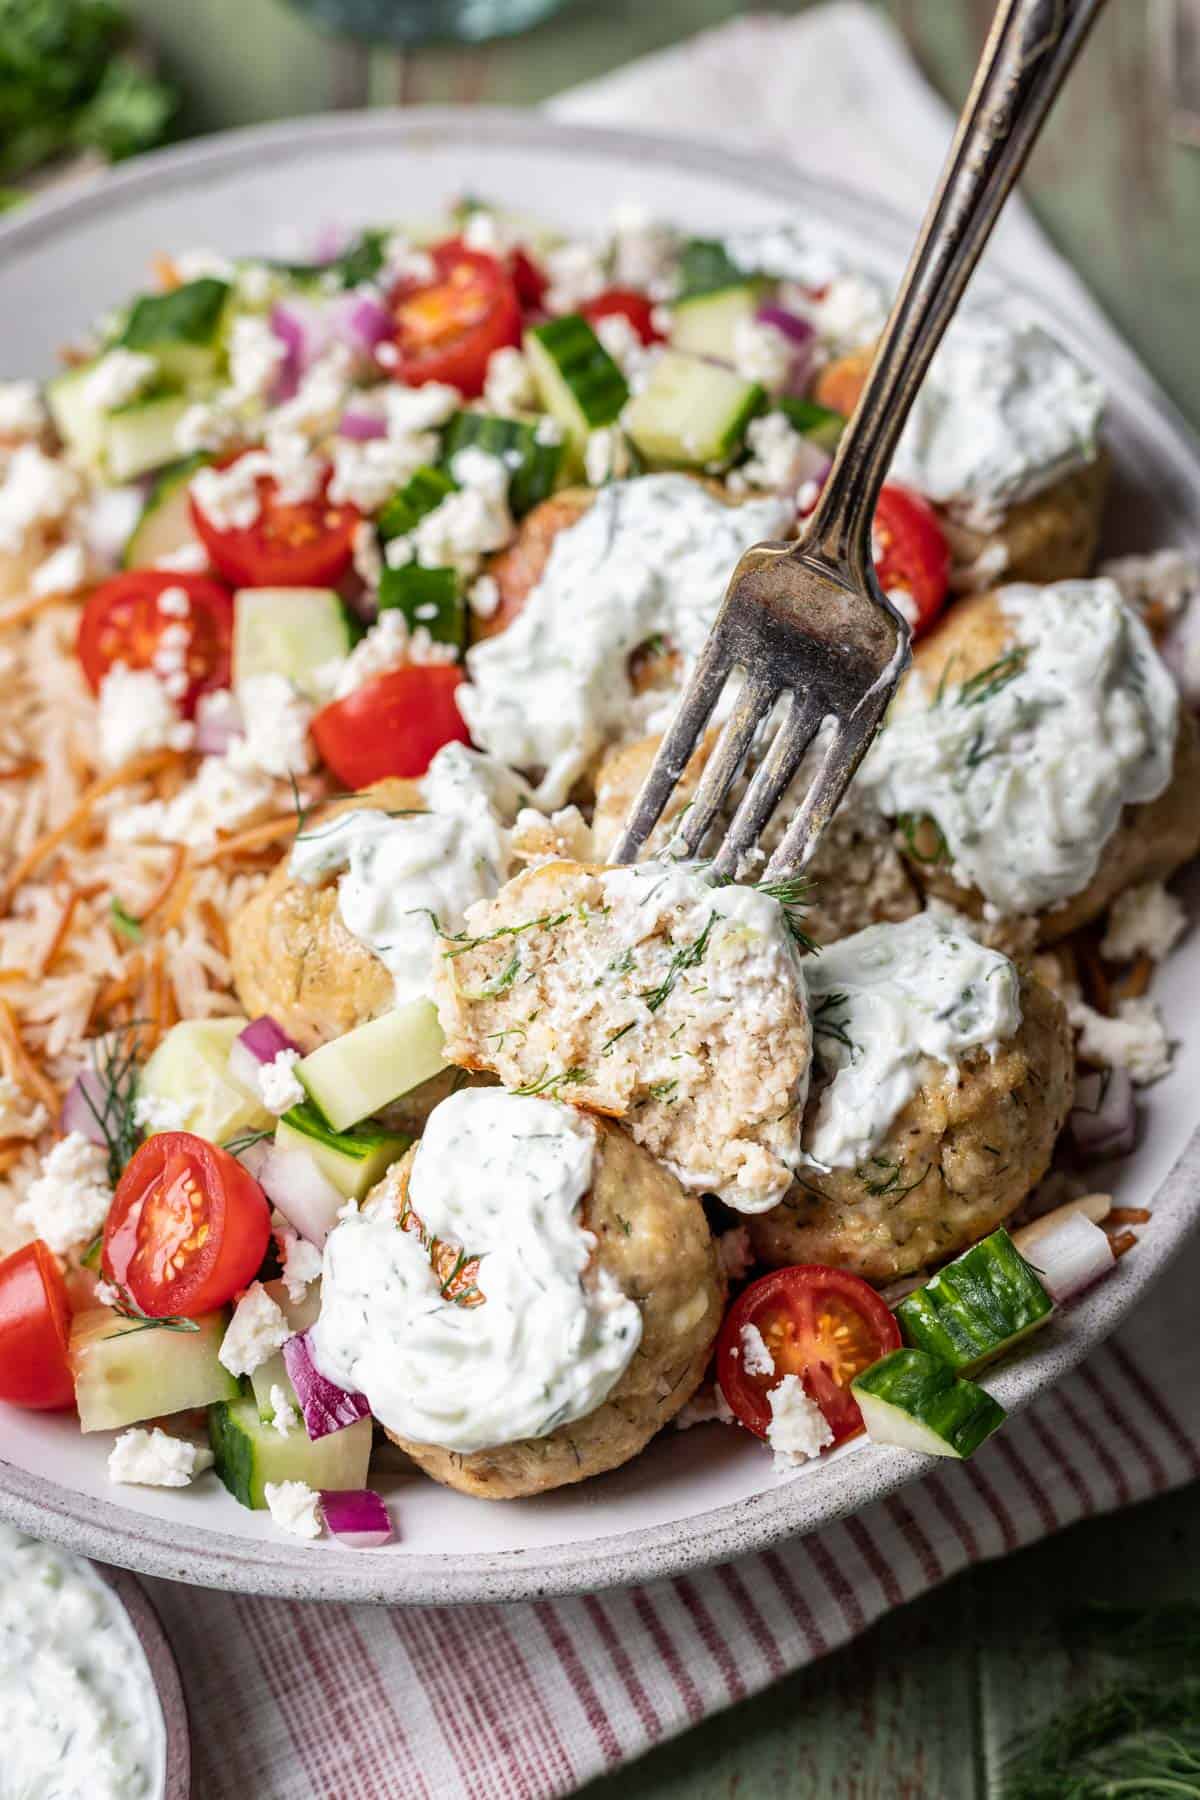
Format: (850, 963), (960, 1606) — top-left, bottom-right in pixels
(610, 0), (1107, 884)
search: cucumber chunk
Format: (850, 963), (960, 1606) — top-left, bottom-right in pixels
(275, 1100), (410, 1201)
(378, 563), (465, 654)
(71, 1306), (239, 1433)
(897, 1229), (1053, 1373)
(296, 1002), (446, 1133)
(139, 1016), (273, 1147)
(124, 454), (209, 568)
(249, 1351), (297, 1423)
(233, 586), (352, 699)
(105, 392), (192, 482)
(441, 411), (564, 516)
(676, 238), (747, 300)
(852, 1349), (1006, 1460)
(670, 283), (768, 362)
(262, 1277), (322, 1337)
(624, 350), (764, 467)
(209, 1396), (372, 1509)
(46, 365), (108, 469)
(524, 316), (628, 454)
(377, 466), (457, 543)
(118, 278), (231, 384)
(775, 395), (846, 453)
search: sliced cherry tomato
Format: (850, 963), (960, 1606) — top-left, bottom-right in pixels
(510, 246), (548, 312)
(311, 663), (470, 788)
(189, 455), (359, 590)
(872, 483), (951, 637)
(102, 1131), (270, 1319)
(0, 1241), (74, 1411)
(718, 1265), (901, 1447)
(581, 287), (664, 346)
(383, 239), (521, 396)
(76, 570), (233, 716)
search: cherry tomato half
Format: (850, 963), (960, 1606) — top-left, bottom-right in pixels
(510, 247), (548, 312)
(76, 570), (234, 716)
(189, 455), (360, 590)
(581, 288), (664, 346)
(872, 484), (951, 638)
(311, 663), (470, 788)
(383, 239), (521, 396)
(102, 1131), (271, 1319)
(717, 1265), (901, 1447)
(0, 1240), (74, 1411)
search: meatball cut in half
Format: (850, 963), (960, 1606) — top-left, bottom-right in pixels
(748, 913), (1076, 1284)
(862, 580), (1200, 943)
(431, 858), (814, 1214)
(309, 1089), (724, 1499)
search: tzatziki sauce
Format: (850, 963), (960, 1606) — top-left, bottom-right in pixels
(458, 475), (792, 806)
(288, 743), (526, 1005)
(861, 579), (1179, 916)
(803, 913), (1022, 1169)
(310, 1089), (642, 1453)
(0, 1524), (164, 1800)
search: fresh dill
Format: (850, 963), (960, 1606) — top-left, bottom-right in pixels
(440, 909), (573, 959)
(223, 1127), (273, 1159)
(109, 897), (144, 943)
(896, 811), (950, 866)
(811, 991), (856, 1055)
(647, 1078), (678, 1101)
(857, 1157), (931, 1201)
(82, 1025), (145, 1186)
(288, 771), (313, 841)
(756, 874), (819, 954)
(640, 913), (716, 1012)
(956, 647), (1027, 708)
(110, 1292), (200, 1337)
(459, 948), (521, 1001)
(512, 1066), (589, 1097)
(602, 1020), (638, 1056)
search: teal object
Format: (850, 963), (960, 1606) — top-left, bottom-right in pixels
(284, 0), (572, 47)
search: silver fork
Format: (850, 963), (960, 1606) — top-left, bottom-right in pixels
(611, 0), (1106, 883)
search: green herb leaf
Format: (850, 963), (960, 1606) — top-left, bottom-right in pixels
(109, 896), (143, 942)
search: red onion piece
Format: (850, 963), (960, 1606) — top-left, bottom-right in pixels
(310, 222), (351, 265)
(193, 689), (244, 756)
(269, 299), (330, 400)
(755, 303), (815, 348)
(335, 292), (394, 355)
(283, 1331), (371, 1440)
(1024, 1212), (1115, 1304)
(59, 1068), (112, 1147)
(1068, 1067), (1136, 1162)
(320, 1487), (392, 1549)
(258, 1145), (343, 1246)
(339, 408), (388, 442)
(239, 1015), (303, 1064)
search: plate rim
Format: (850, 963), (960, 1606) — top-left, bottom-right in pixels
(1, 105), (1198, 1606)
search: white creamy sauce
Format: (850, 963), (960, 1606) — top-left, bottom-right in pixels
(0, 1525), (164, 1800)
(310, 1089), (642, 1453)
(288, 743), (526, 1005)
(458, 476), (791, 806)
(803, 913), (1021, 1169)
(861, 580), (1178, 916)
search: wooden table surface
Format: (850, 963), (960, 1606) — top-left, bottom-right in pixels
(120, 2), (1200, 1792)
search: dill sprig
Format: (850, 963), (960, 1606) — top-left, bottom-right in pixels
(512, 1066), (589, 1097)
(82, 1025), (145, 1186)
(109, 1291), (200, 1337)
(857, 1157), (931, 1201)
(956, 647), (1027, 708)
(223, 1127), (273, 1159)
(896, 811), (950, 866)
(811, 991), (856, 1055)
(109, 897), (144, 943)
(756, 874), (818, 953)
(640, 913), (716, 1012)
(1001, 1685), (1200, 1799)
(440, 908), (573, 960)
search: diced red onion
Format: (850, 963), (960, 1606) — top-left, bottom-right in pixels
(309, 222), (351, 265)
(320, 1487), (392, 1549)
(1068, 1067), (1136, 1162)
(334, 292), (394, 355)
(792, 438), (832, 487)
(283, 1331), (371, 1440)
(59, 1068), (111, 1147)
(755, 303), (815, 348)
(269, 299), (330, 399)
(1024, 1212), (1115, 1304)
(338, 408), (388, 441)
(239, 1015), (303, 1064)
(193, 690), (244, 756)
(257, 1145), (343, 1246)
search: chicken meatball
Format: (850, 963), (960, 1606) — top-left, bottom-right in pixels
(473, 487), (593, 642)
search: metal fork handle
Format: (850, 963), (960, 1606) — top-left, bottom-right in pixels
(801, 0), (1106, 588)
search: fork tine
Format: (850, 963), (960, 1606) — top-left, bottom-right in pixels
(710, 688), (829, 882)
(762, 689), (893, 881)
(666, 671), (781, 862)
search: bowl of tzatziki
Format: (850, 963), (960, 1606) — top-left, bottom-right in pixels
(0, 111), (1198, 1608)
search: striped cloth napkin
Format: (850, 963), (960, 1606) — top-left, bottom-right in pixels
(139, 8), (1200, 1795)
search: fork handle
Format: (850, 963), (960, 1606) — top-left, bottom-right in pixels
(801, 0), (1106, 585)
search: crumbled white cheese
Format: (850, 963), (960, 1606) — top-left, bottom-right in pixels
(1070, 995), (1174, 1086)
(275, 1222), (323, 1303)
(739, 1322), (775, 1377)
(1101, 881), (1187, 964)
(264, 1479), (323, 1540)
(132, 1093), (188, 1134)
(543, 240), (608, 315)
(149, 616), (192, 701)
(82, 349), (157, 413)
(193, 684), (242, 746)
(235, 261), (278, 308)
(483, 344), (537, 416)
(17, 1132), (113, 1255)
(732, 316), (794, 393)
(97, 663), (193, 768)
(0, 1074), (47, 1140)
(380, 233), (435, 287)
(190, 454), (266, 532)
(257, 1048), (305, 1116)
(327, 608), (411, 699)
(218, 1280), (292, 1377)
(352, 518), (383, 590)
(460, 209), (519, 257)
(408, 446), (513, 578)
(382, 381), (461, 438)
(108, 1428), (214, 1488)
(811, 271), (891, 355)
(173, 247), (236, 282)
(673, 1382), (737, 1430)
(468, 572), (501, 620)
(93, 1279), (121, 1308)
(269, 345), (354, 443)
(592, 311), (658, 392)
(766, 1375), (835, 1470)
(110, 751), (275, 847)
(154, 541), (210, 573)
(230, 673), (314, 778)
(328, 434), (432, 513)
(716, 1226), (754, 1282)
(735, 410), (814, 493)
(0, 379), (47, 440)
(31, 541), (88, 597)
(584, 425), (633, 487)
(228, 313), (287, 404)
(174, 394), (243, 457)
(268, 1384), (301, 1438)
(608, 202), (679, 294)
(0, 445), (80, 553)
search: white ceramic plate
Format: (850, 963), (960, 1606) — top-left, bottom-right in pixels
(1, 110), (1198, 1606)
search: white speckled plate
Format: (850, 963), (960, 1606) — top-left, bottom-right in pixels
(1, 111), (1198, 1606)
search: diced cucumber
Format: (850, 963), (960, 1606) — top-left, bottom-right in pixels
(851, 1349), (1006, 1460)
(775, 395), (846, 453)
(209, 1396), (372, 1509)
(624, 350), (764, 467)
(249, 1350), (296, 1422)
(378, 563), (465, 654)
(71, 1306), (239, 1434)
(123, 454), (209, 568)
(105, 391), (192, 482)
(270, 230), (389, 293)
(377, 466), (456, 543)
(233, 586), (352, 699)
(524, 316), (628, 456)
(897, 1230), (1053, 1374)
(670, 283), (768, 362)
(262, 1278), (322, 1337)
(441, 411), (564, 516)
(118, 278), (231, 384)
(675, 238), (748, 301)
(46, 365), (108, 469)
(139, 1017), (273, 1147)
(275, 1100), (410, 1201)
(296, 1002), (446, 1133)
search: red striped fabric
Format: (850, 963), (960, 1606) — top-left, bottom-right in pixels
(144, 1237), (1200, 1799)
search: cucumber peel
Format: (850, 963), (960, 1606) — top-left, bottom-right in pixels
(897, 1229), (1053, 1374)
(296, 1001), (447, 1132)
(524, 316), (628, 456)
(852, 1349), (1005, 1460)
(275, 1100), (410, 1201)
(209, 1397), (372, 1509)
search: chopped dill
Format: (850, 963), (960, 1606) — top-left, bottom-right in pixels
(512, 1066), (589, 1097)
(82, 1024), (145, 1186)
(440, 908), (573, 959)
(955, 647), (1027, 708)
(109, 897), (144, 943)
(647, 1078), (678, 1101)
(640, 912), (715, 1012)
(756, 873), (819, 953)
(857, 1158), (932, 1202)
(811, 991), (856, 1055)
(459, 948), (521, 1001)
(602, 1019), (638, 1056)
(223, 1127), (273, 1159)
(896, 811), (950, 866)
(110, 1291), (200, 1336)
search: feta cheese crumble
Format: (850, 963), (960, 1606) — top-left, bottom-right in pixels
(483, 344), (536, 416)
(258, 1048), (305, 1116)
(766, 1375), (835, 1470)
(17, 1132), (113, 1255)
(264, 1479), (323, 1540)
(268, 1385), (301, 1439)
(97, 664), (193, 768)
(1100, 881), (1187, 964)
(731, 315), (795, 392)
(231, 673), (314, 778)
(739, 1323), (775, 1377)
(227, 313), (287, 403)
(0, 444), (80, 554)
(276, 1223), (323, 1303)
(132, 1093), (188, 1134)
(82, 349), (156, 413)
(0, 1075), (47, 1141)
(218, 1280), (292, 1377)
(0, 379), (47, 440)
(1069, 996), (1174, 1086)
(108, 1428), (214, 1489)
